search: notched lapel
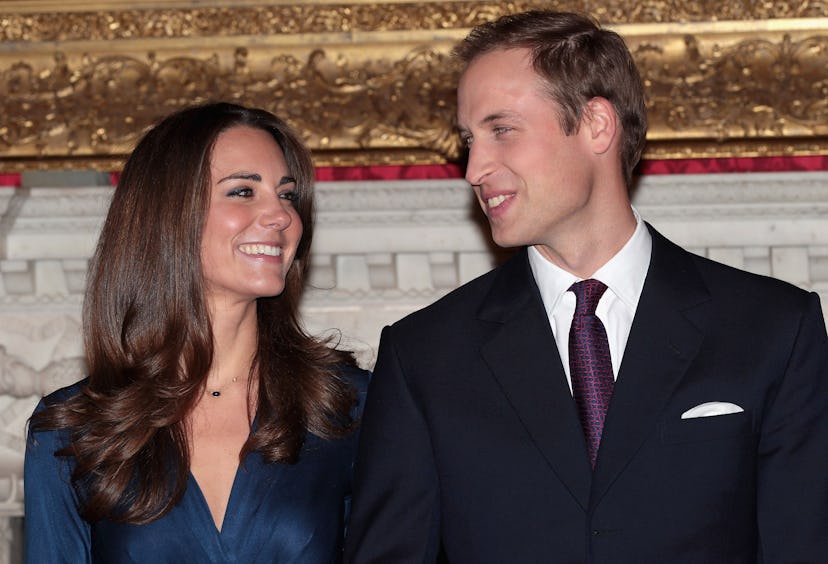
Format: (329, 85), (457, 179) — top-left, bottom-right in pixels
(591, 227), (712, 506)
(479, 252), (592, 510)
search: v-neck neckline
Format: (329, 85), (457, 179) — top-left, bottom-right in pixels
(189, 461), (246, 536)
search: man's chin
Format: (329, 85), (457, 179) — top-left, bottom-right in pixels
(490, 231), (526, 250)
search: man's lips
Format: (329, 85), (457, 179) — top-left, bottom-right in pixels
(485, 193), (514, 209)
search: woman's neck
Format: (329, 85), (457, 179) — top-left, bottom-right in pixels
(207, 300), (258, 394)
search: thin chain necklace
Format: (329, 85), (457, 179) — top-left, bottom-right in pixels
(209, 375), (238, 397)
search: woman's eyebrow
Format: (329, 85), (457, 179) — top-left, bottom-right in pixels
(218, 172), (262, 184)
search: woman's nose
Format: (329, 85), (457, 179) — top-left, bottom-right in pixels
(260, 196), (292, 229)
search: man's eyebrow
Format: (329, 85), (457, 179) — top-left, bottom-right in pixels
(480, 111), (518, 126)
(459, 111), (520, 133)
(218, 172), (261, 184)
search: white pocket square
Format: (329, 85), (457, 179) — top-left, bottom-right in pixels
(681, 401), (744, 419)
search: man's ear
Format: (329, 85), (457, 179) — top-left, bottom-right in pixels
(583, 97), (617, 155)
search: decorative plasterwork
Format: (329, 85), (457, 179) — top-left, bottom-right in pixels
(0, 1), (826, 171)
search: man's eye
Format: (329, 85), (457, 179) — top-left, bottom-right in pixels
(493, 126), (511, 135)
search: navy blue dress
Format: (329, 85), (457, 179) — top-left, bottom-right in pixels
(24, 366), (369, 564)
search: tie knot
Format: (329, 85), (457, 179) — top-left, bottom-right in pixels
(569, 279), (607, 316)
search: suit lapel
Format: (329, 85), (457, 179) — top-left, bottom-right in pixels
(590, 226), (712, 505)
(479, 251), (592, 510)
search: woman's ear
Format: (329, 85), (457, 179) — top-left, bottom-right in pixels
(583, 97), (617, 155)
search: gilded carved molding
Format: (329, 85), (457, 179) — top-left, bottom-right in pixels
(2, 1), (826, 40)
(0, 1), (826, 171)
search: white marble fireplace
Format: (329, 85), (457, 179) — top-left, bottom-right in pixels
(1, 170), (827, 562)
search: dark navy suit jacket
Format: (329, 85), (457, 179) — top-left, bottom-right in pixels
(344, 225), (828, 563)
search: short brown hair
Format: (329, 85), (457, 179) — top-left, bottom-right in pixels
(453, 11), (647, 187)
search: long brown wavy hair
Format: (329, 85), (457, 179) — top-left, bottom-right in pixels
(29, 102), (358, 524)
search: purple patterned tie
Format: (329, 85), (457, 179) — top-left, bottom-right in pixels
(569, 279), (614, 469)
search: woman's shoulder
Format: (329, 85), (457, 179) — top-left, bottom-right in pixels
(26, 381), (88, 469)
(330, 363), (371, 422)
(335, 363), (371, 394)
(35, 379), (88, 413)
(27, 379), (88, 449)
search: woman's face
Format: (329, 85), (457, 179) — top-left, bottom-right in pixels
(201, 125), (303, 310)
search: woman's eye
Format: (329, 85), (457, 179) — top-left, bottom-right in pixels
(227, 187), (253, 198)
(279, 190), (298, 202)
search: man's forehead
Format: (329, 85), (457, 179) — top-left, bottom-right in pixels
(460, 48), (533, 79)
(457, 49), (549, 102)
(457, 57), (550, 125)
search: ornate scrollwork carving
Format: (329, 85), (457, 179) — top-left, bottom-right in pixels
(0, 1), (826, 170)
(2, 2), (826, 42)
(635, 32), (828, 144)
(0, 40), (461, 167)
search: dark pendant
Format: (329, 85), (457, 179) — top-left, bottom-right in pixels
(211, 391), (221, 397)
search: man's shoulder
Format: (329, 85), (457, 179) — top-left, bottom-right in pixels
(400, 268), (499, 325)
(651, 224), (813, 308)
(687, 249), (812, 307)
(392, 251), (524, 331)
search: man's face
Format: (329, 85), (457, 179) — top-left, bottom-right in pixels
(457, 48), (599, 258)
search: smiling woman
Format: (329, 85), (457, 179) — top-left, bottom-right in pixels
(202, 126), (304, 308)
(22, 103), (369, 563)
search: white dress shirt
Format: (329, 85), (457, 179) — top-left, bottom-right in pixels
(528, 208), (652, 392)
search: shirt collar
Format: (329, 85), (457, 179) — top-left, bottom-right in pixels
(528, 207), (652, 314)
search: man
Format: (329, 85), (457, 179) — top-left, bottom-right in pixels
(344, 11), (828, 563)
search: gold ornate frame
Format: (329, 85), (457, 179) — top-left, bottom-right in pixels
(1, 1), (826, 171)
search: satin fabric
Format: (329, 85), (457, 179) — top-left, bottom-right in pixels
(24, 366), (369, 564)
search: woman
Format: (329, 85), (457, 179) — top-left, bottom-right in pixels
(24, 103), (368, 563)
